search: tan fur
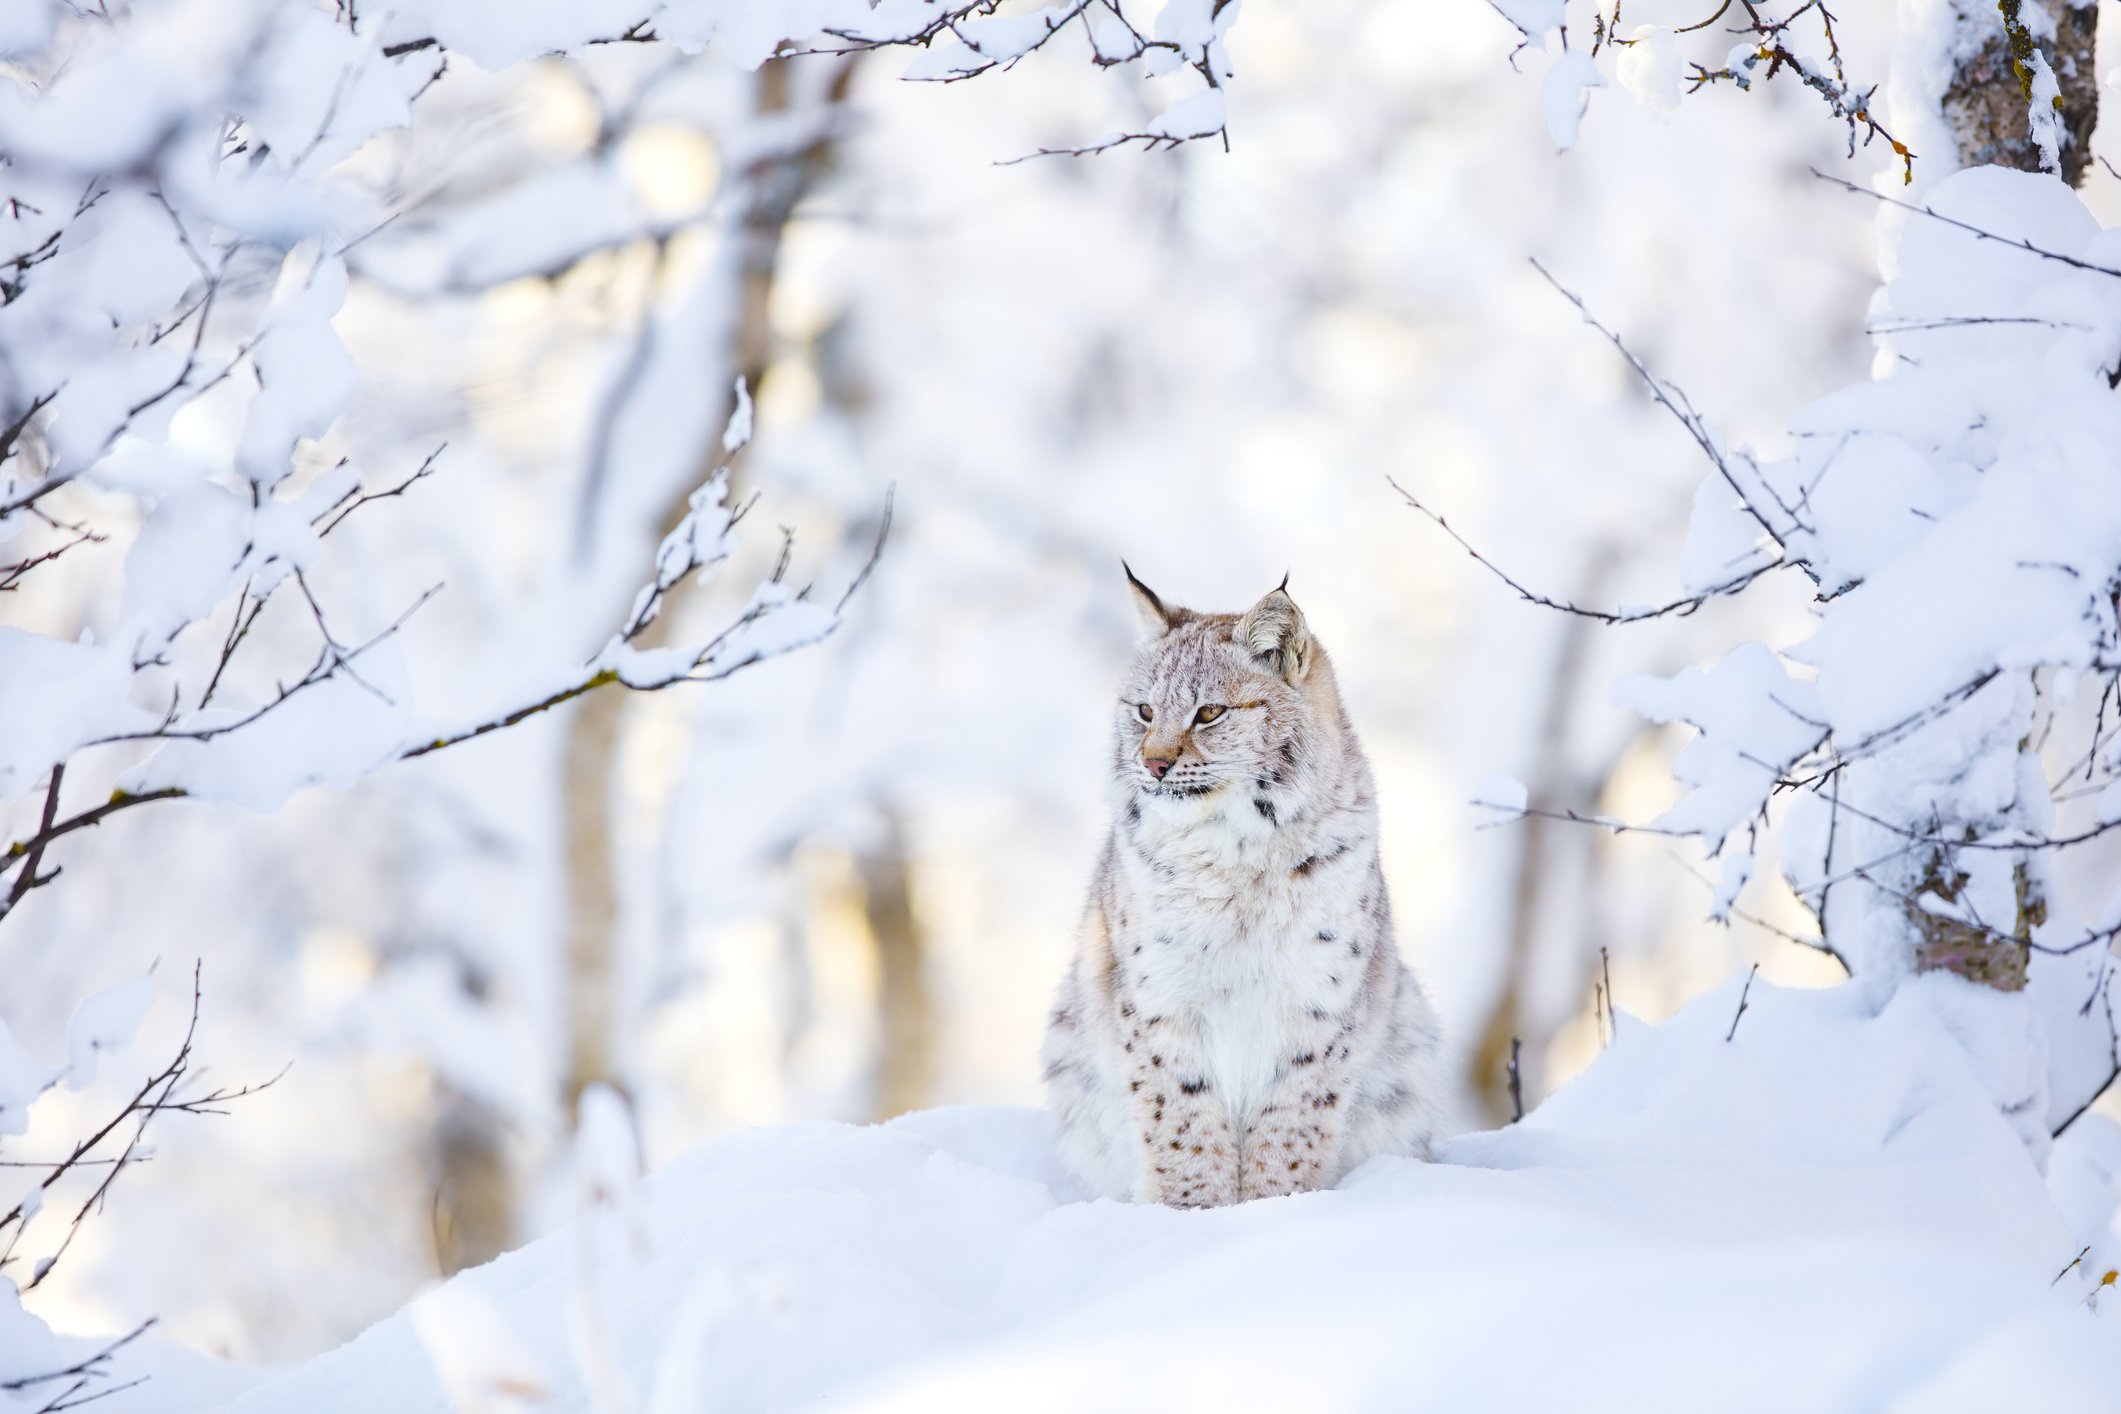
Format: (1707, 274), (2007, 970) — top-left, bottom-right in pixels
(1043, 577), (1443, 1206)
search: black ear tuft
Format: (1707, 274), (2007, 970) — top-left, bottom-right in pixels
(1123, 562), (1177, 638)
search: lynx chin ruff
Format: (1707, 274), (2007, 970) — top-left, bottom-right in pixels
(1043, 569), (1443, 1207)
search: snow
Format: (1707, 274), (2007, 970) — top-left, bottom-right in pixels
(0, 1020), (53, 1139)
(410, 1281), (552, 1414)
(236, 244), (357, 490)
(2026, 52), (2065, 175)
(1143, 87), (1228, 144)
(1541, 48), (1603, 152)
(204, 978), (2121, 1413)
(8, 0), (2121, 1394)
(1615, 25), (1682, 116)
(0, 628), (153, 798)
(1611, 643), (1823, 851)
(63, 975), (156, 1091)
(1469, 772), (1528, 815)
(901, 8), (1071, 81)
(1486, 0), (1563, 41)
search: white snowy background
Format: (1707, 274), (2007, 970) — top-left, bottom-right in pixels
(6, 0), (2121, 1409)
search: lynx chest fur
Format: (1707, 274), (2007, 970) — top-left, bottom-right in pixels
(1043, 572), (1442, 1207)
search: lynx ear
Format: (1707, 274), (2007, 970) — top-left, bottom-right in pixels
(1123, 562), (1178, 639)
(1239, 579), (1310, 681)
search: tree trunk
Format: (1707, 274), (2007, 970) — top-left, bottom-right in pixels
(1467, 558), (1610, 1124)
(1936, 0), (2100, 185)
(859, 810), (932, 1120)
(430, 1085), (516, 1274)
(556, 57), (859, 1120)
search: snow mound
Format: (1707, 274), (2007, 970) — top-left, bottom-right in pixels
(209, 978), (2121, 1413)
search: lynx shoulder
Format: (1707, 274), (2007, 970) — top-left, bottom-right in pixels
(1042, 569), (1442, 1206)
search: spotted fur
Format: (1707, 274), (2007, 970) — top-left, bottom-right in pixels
(1042, 574), (1443, 1206)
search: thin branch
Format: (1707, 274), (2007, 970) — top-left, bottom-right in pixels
(0, 1319), (155, 1393)
(1530, 259), (1798, 554)
(1726, 962), (1760, 1041)
(1389, 474), (1780, 623)
(1811, 169), (2121, 280)
(0, 789), (187, 925)
(314, 444), (445, 537)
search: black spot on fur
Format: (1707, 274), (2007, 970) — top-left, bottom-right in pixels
(1179, 1077), (1209, 1095)
(1125, 799), (1141, 826)
(1290, 1051), (1316, 1067)
(1253, 797), (1277, 825)
(1292, 839), (1355, 877)
(1317, 931), (1335, 943)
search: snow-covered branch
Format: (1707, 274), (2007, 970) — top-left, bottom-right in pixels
(1467, 7), (2121, 1138)
(0, 965), (278, 1413)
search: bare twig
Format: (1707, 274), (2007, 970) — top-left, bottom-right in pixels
(1530, 259), (1801, 555)
(1811, 169), (2121, 280)
(1389, 474), (1780, 623)
(314, 445), (445, 537)
(1726, 963), (1760, 1041)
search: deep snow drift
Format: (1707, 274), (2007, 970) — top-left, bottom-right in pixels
(175, 973), (2121, 1413)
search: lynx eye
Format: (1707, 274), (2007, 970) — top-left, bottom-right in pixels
(1194, 704), (1226, 726)
(1135, 702), (1153, 723)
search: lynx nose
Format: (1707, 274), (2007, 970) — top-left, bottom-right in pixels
(1143, 755), (1174, 780)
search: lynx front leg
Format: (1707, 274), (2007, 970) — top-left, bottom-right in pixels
(1124, 1015), (1239, 1208)
(1239, 1030), (1350, 1201)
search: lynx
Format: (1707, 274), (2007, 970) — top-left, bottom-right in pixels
(1043, 569), (1443, 1207)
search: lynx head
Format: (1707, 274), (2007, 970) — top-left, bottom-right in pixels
(1113, 565), (1344, 809)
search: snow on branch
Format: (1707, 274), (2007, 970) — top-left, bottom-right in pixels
(1512, 1), (1913, 181)
(0, 964), (275, 1412)
(0, 442), (892, 928)
(401, 480), (894, 763)
(2, 0), (1009, 933)
(804, 0), (1239, 160)
(1439, 102), (2121, 1130)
